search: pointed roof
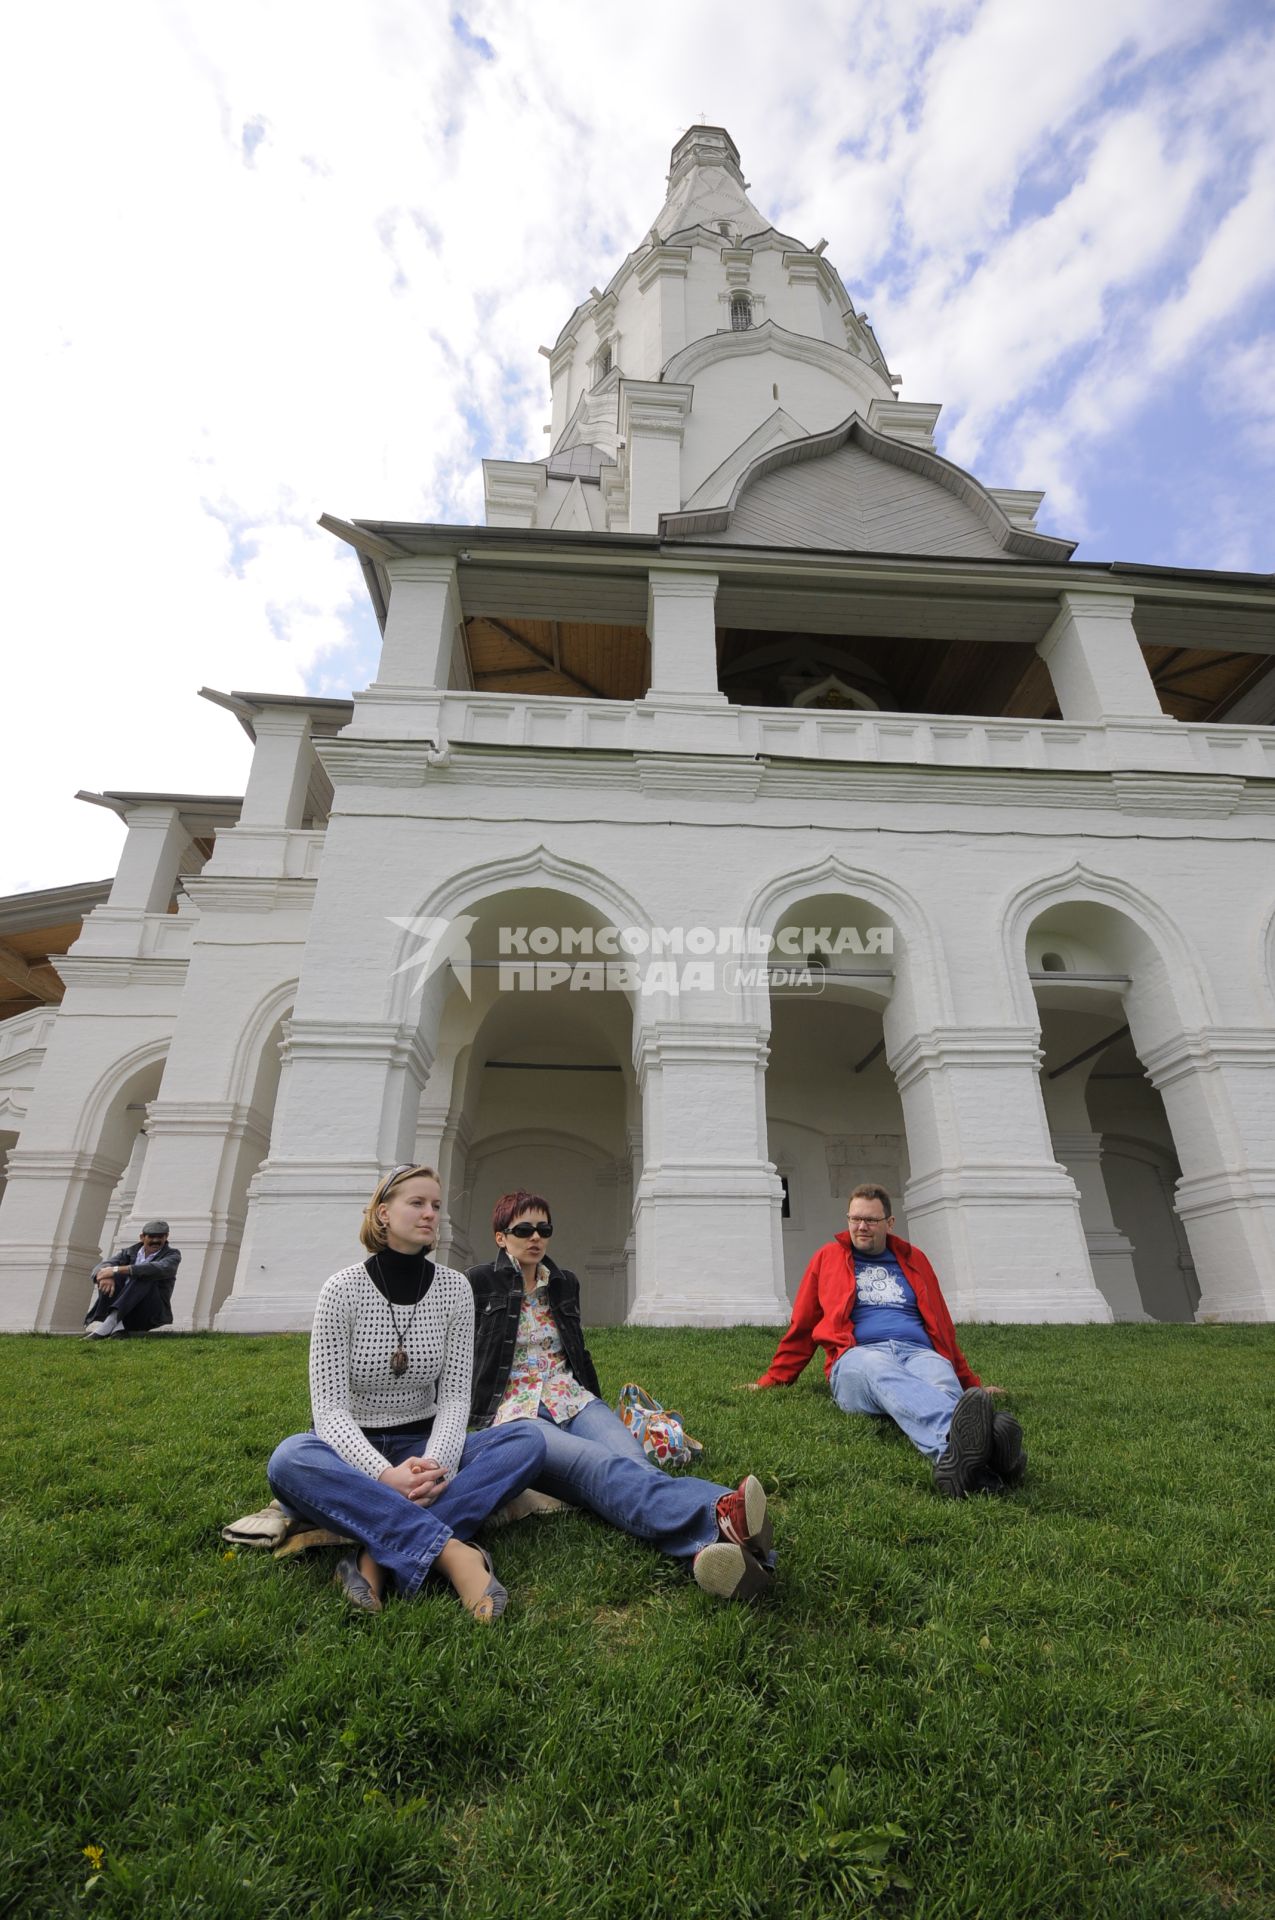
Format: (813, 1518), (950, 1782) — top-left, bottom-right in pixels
(653, 125), (771, 242)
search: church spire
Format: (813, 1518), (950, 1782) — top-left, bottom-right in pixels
(653, 124), (769, 243)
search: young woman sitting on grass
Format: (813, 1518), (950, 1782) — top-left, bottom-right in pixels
(267, 1165), (547, 1621)
(467, 1190), (775, 1601)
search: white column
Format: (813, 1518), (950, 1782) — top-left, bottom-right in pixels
(105, 804), (192, 914)
(645, 568), (725, 704)
(1036, 591), (1163, 724)
(889, 1025), (1111, 1320)
(217, 1019), (434, 1330)
(629, 1022), (789, 1325)
(1140, 1027), (1275, 1320)
(238, 709), (315, 830)
(619, 380), (693, 535)
(0, 1146), (126, 1329)
(132, 1099), (271, 1329)
(1041, 1061), (1145, 1319)
(376, 557), (463, 691)
(1051, 1131), (1147, 1320)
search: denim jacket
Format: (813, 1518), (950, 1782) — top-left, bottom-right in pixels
(466, 1248), (602, 1427)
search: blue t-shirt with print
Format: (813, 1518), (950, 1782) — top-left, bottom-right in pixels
(851, 1246), (931, 1347)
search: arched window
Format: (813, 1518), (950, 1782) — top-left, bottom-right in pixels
(730, 292), (752, 331)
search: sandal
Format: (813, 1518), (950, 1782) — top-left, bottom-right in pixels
(333, 1554), (383, 1615)
(462, 1544), (508, 1623)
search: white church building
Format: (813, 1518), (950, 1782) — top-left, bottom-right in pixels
(2, 125), (1273, 1333)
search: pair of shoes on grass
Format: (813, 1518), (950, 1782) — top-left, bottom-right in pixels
(933, 1391), (1027, 1498)
(692, 1475), (775, 1602)
(333, 1543), (508, 1623)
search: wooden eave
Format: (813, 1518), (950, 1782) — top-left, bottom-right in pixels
(320, 516), (1273, 712)
(0, 879), (112, 1020)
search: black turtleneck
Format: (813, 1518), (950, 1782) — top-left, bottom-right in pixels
(365, 1244), (435, 1305)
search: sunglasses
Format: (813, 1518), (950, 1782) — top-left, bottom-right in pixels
(506, 1221), (552, 1239)
(379, 1164), (430, 1197)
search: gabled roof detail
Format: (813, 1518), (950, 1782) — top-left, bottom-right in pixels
(549, 478), (593, 532)
(661, 414), (1077, 562)
(683, 406), (811, 511)
(660, 318), (891, 395)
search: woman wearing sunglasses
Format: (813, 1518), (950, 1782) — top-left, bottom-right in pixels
(468, 1191), (775, 1601)
(266, 1165), (547, 1620)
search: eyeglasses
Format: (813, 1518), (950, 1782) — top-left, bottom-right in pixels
(506, 1222), (552, 1239)
(847, 1214), (888, 1227)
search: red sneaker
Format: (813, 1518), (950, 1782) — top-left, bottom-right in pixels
(714, 1474), (772, 1555)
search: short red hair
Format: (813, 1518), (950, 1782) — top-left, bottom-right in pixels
(492, 1189), (553, 1235)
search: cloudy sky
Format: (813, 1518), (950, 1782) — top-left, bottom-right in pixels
(3, 0), (1272, 896)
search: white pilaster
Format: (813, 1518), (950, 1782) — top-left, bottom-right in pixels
(1050, 1130), (1147, 1320)
(238, 709), (315, 830)
(628, 1022), (789, 1325)
(105, 804), (192, 914)
(645, 567), (725, 705)
(1139, 1027), (1275, 1320)
(634, 248), (691, 365)
(1036, 592), (1163, 725)
(217, 1018), (435, 1330)
(0, 1147), (128, 1329)
(375, 557), (463, 692)
(619, 379), (693, 534)
(889, 1025), (1110, 1320)
(483, 460), (548, 529)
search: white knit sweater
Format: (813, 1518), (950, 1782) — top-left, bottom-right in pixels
(308, 1260), (474, 1480)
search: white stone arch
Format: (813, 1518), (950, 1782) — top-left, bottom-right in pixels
(1002, 862), (1261, 1322)
(1000, 860), (1216, 1039)
(227, 977), (299, 1108)
(740, 851), (953, 1036)
(71, 1038), (171, 1159)
(386, 843), (659, 1033)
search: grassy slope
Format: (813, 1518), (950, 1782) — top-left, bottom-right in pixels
(1, 1326), (1271, 1920)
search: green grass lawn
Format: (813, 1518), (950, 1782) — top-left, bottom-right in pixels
(1, 1326), (1272, 1919)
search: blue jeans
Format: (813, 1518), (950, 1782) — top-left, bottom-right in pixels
(829, 1341), (963, 1461)
(266, 1420), (547, 1596)
(531, 1399), (727, 1563)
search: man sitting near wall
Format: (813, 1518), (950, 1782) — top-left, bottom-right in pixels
(742, 1185), (1026, 1497)
(83, 1220), (180, 1339)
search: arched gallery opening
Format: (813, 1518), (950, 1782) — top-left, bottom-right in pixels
(1028, 904), (1200, 1322)
(762, 889), (904, 1300)
(410, 885), (637, 1322)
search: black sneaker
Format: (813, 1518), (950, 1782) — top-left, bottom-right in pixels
(932, 1387), (995, 1499)
(990, 1409), (1027, 1488)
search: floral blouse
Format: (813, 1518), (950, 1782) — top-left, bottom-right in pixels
(493, 1268), (596, 1427)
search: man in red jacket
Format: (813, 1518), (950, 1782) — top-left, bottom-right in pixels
(745, 1185), (1025, 1498)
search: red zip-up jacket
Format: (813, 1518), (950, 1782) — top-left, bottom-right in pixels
(756, 1232), (980, 1389)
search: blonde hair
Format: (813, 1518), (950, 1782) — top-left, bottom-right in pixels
(359, 1164), (441, 1253)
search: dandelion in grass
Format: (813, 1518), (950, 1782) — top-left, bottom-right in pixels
(82, 1845), (104, 1870)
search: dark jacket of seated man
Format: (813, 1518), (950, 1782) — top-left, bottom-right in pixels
(84, 1236), (181, 1333)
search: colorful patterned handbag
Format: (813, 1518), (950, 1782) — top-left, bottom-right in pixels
(616, 1382), (704, 1467)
